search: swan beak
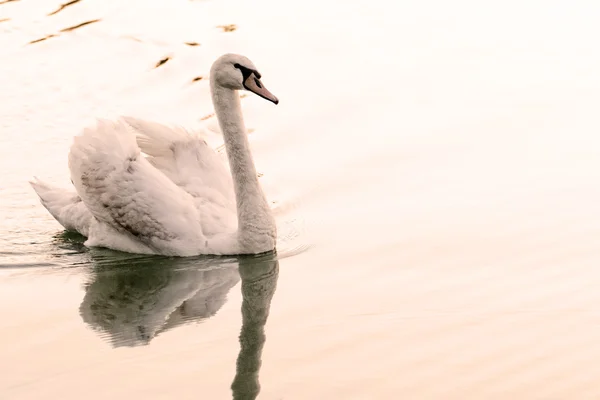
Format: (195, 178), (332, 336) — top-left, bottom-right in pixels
(243, 73), (279, 105)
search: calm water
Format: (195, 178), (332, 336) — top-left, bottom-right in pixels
(2, 0), (600, 398)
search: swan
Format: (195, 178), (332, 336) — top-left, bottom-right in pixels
(30, 53), (279, 256)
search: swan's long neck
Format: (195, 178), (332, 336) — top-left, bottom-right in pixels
(211, 84), (276, 252)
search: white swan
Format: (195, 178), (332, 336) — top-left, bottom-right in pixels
(30, 53), (279, 256)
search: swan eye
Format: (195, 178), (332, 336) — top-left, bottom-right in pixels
(234, 63), (261, 80)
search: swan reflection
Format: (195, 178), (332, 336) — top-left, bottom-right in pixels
(79, 252), (241, 346)
(78, 250), (280, 399)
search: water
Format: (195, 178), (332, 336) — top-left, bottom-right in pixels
(1, 0), (600, 398)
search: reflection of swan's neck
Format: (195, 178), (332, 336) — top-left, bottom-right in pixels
(231, 259), (279, 400)
(211, 84), (276, 252)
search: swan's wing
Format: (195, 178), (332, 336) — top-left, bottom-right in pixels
(68, 119), (205, 256)
(29, 178), (92, 236)
(121, 117), (235, 207)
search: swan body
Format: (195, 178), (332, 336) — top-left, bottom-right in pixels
(31, 54), (279, 256)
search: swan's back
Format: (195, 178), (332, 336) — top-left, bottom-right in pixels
(123, 117), (237, 236)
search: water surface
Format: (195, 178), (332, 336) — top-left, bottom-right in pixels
(1, 0), (600, 398)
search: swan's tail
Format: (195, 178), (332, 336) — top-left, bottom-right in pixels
(29, 178), (92, 237)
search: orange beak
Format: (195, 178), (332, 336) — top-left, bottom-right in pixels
(243, 73), (279, 105)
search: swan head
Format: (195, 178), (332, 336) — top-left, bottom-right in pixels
(210, 53), (279, 105)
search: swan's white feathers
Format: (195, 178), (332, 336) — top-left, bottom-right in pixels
(121, 117), (236, 236)
(29, 178), (92, 236)
(68, 119), (206, 256)
(122, 117), (233, 195)
(122, 116), (190, 157)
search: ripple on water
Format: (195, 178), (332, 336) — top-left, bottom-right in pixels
(1, 195), (310, 271)
(271, 195), (312, 259)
